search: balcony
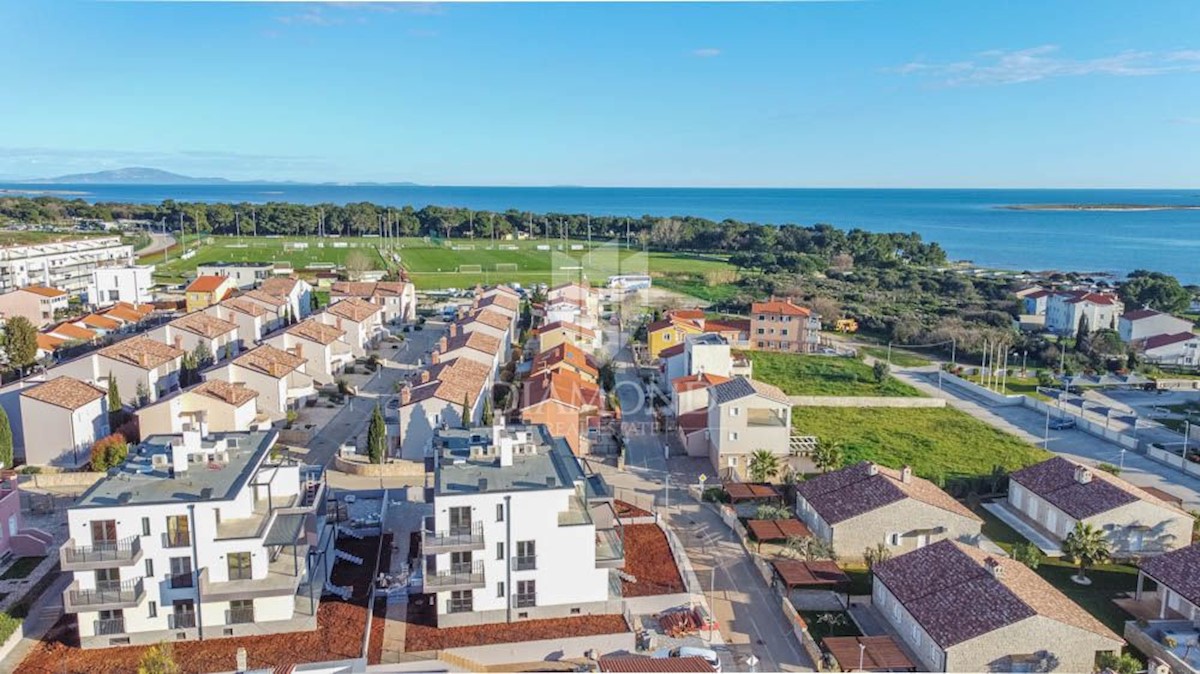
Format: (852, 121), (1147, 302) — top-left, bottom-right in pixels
(60, 536), (143, 571)
(63, 578), (145, 613)
(93, 617), (126, 636)
(162, 531), (191, 549)
(169, 612), (198, 630)
(199, 547), (307, 602)
(512, 555), (537, 571)
(595, 528), (625, 569)
(226, 607), (256, 625)
(445, 598), (474, 614)
(170, 572), (194, 589)
(423, 522), (484, 554)
(425, 561), (485, 591)
(558, 495), (593, 527)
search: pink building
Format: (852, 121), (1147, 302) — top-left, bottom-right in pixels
(0, 476), (53, 560)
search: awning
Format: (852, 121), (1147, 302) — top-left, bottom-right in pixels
(264, 512), (307, 547)
(723, 482), (780, 501)
(772, 559), (850, 588)
(747, 518), (812, 542)
(822, 636), (916, 672)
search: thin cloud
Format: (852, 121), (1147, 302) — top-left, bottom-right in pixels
(692, 48), (722, 58)
(893, 45), (1200, 86)
(1170, 117), (1200, 126)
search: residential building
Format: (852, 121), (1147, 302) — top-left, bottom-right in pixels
(0, 236), (134, 295)
(18, 376), (110, 467)
(259, 277), (315, 322)
(319, 298), (384, 356)
(671, 372), (730, 416)
(87, 265), (155, 308)
(705, 377), (792, 479)
(396, 357), (492, 460)
(264, 319), (352, 385)
(1008, 457), (1192, 555)
(0, 286), (70, 328)
(1119, 309), (1194, 344)
(136, 381), (265, 437)
(1142, 332), (1200, 366)
(47, 322), (100, 347)
(103, 302), (155, 330)
(547, 282), (599, 319)
(543, 297), (589, 330)
(205, 297), (275, 350)
(703, 318), (752, 350)
(463, 307), (517, 353)
(77, 313), (124, 336)
(184, 275), (236, 313)
(475, 290), (522, 323)
(1021, 289), (1053, 316)
(646, 317), (702, 359)
(1134, 542), (1200, 621)
(204, 345), (315, 419)
(37, 332), (69, 361)
(59, 428), (333, 648)
(437, 325), (504, 381)
(150, 312), (240, 362)
(537, 321), (597, 355)
(520, 369), (604, 456)
(56, 336), (185, 406)
(240, 289), (289, 326)
(530, 342), (598, 385)
(0, 476), (53, 559)
(1045, 291), (1123, 336)
(750, 298), (821, 353)
(795, 462), (982, 560)
(872, 540), (1122, 672)
(196, 262), (275, 290)
(329, 281), (415, 324)
(423, 421), (621, 627)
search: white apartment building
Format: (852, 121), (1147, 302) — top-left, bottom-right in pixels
(1045, 291), (1124, 336)
(88, 265), (155, 308)
(0, 236), (134, 295)
(196, 262), (275, 290)
(60, 428), (334, 648)
(423, 422), (623, 627)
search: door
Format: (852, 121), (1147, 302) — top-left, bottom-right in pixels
(90, 520), (117, 546)
(450, 551), (473, 574)
(448, 507), (471, 535)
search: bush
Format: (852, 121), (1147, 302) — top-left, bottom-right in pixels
(1097, 462), (1122, 476)
(19, 465), (41, 475)
(115, 416), (141, 445)
(90, 433), (130, 472)
(702, 487), (730, 504)
(0, 611), (20, 644)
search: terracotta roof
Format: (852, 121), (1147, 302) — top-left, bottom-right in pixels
(186, 275), (231, 294)
(1023, 289), (1053, 299)
(21, 376), (105, 410)
(22, 285), (66, 298)
(1145, 332), (1199, 351)
(708, 377), (790, 406)
(677, 409), (708, 435)
(772, 559), (848, 587)
(49, 322), (97, 342)
(1010, 457), (1186, 519)
(796, 461), (980, 525)
(1064, 292), (1117, 306)
(104, 305), (144, 323)
(407, 356), (492, 407)
(598, 656), (713, 673)
(221, 296), (270, 318)
(1140, 543), (1200, 607)
(666, 309), (706, 321)
(287, 318), (345, 345)
(539, 320), (594, 338)
(445, 330), (503, 357)
(171, 312), (237, 338)
(468, 307), (513, 331)
(477, 293), (520, 312)
(233, 344), (306, 378)
(374, 281), (410, 297)
(487, 284), (520, 296)
(36, 333), (66, 351)
(99, 336), (185, 369)
(325, 297), (382, 323)
(873, 540), (1122, 648)
(523, 369), (603, 410)
(242, 289), (287, 308)
(79, 314), (121, 330)
(113, 301), (154, 318)
(659, 343), (687, 359)
(532, 342), (598, 377)
(648, 318), (702, 334)
(705, 318), (751, 334)
(751, 298), (811, 316)
(258, 277), (299, 297)
(193, 380), (258, 406)
(672, 372), (731, 393)
(330, 281), (378, 297)
(1122, 308), (1162, 321)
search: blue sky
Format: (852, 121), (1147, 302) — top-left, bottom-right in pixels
(1, 1), (1198, 187)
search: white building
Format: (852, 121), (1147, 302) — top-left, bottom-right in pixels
(318, 299), (385, 356)
(423, 422), (622, 627)
(55, 336), (185, 406)
(1142, 332), (1200, 367)
(203, 345), (316, 419)
(59, 428), (334, 648)
(264, 319), (353, 385)
(88, 265), (155, 309)
(0, 236), (134, 295)
(1119, 309), (1195, 344)
(329, 281), (415, 324)
(1045, 291), (1124, 336)
(260, 277), (315, 322)
(196, 262), (275, 290)
(705, 377), (792, 480)
(136, 381), (266, 437)
(395, 357), (492, 460)
(18, 376), (110, 467)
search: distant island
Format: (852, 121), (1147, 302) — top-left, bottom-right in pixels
(16, 166), (420, 187)
(1001, 203), (1200, 212)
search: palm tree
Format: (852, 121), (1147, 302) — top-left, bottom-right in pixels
(747, 449), (781, 483)
(1062, 522), (1111, 584)
(812, 440), (845, 473)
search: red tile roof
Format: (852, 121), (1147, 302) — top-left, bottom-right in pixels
(49, 322), (97, 342)
(704, 318), (751, 334)
(539, 320), (594, 338)
(21, 376), (105, 409)
(186, 275), (231, 294)
(676, 409), (708, 435)
(22, 285), (67, 298)
(287, 318), (345, 345)
(1064, 292), (1117, 306)
(1144, 332), (1199, 351)
(326, 297), (382, 323)
(672, 372), (731, 393)
(751, 298), (811, 316)
(171, 312), (238, 338)
(258, 277), (299, 297)
(36, 333), (66, 352)
(666, 309), (706, 321)
(79, 314), (121, 330)
(1122, 308), (1162, 321)
(193, 380), (258, 406)
(532, 342), (598, 378)
(99, 336), (185, 369)
(233, 344), (306, 378)
(523, 369), (603, 410)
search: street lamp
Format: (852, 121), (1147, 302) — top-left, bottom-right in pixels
(858, 641), (866, 672)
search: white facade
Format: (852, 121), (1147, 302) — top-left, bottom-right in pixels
(1119, 311), (1195, 344)
(686, 334), (732, 378)
(0, 236), (134, 295)
(87, 266), (155, 308)
(1144, 334), (1200, 366)
(18, 389), (109, 467)
(59, 429), (333, 648)
(197, 263), (274, 290)
(1045, 293), (1124, 336)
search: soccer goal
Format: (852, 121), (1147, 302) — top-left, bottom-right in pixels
(451, 244), (476, 251)
(457, 264), (484, 273)
(494, 263), (519, 272)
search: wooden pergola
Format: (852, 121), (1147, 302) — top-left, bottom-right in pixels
(746, 518), (813, 551)
(822, 636), (917, 672)
(772, 559), (851, 590)
(723, 482), (781, 502)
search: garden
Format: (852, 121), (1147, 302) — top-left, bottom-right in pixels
(740, 351), (923, 397)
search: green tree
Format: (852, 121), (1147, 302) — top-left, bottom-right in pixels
(754, 503), (791, 520)
(135, 381), (150, 407)
(90, 433), (130, 472)
(4, 316), (37, 373)
(137, 642), (180, 674)
(872, 360), (888, 384)
(193, 342), (213, 369)
(1011, 542), (1043, 570)
(812, 440), (844, 473)
(481, 397), (493, 425)
(367, 404), (386, 464)
(107, 374), (122, 423)
(747, 449), (781, 483)
(1062, 521), (1111, 584)
(1120, 270), (1191, 314)
(461, 393), (471, 428)
(0, 406), (12, 470)
(864, 542), (892, 570)
(1074, 313), (1091, 352)
(1096, 652), (1141, 674)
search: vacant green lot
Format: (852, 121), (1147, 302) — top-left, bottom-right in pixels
(743, 352), (922, 397)
(860, 345), (931, 368)
(790, 406), (1050, 481)
(145, 235), (390, 284)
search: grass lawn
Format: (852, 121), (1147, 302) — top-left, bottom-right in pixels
(146, 235), (391, 284)
(961, 374), (1052, 400)
(978, 508), (1136, 634)
(860, 345), (931, 368)
(743, 352), (923, 397)
(799, 610), (862, 643)
(0, 230), (111, 246)
(0, 556), (44, 580)
(839, 564), (873, 596)
(791, 407), (1050, 481)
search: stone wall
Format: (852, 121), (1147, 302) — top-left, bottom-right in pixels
(333, 455), (426, 477)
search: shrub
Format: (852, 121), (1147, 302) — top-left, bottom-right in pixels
(115, 417), (141, 445)
(702, 487), (730, 504)
(1096, 462), (1121, 476)
(90, 433), (129, 472)
(285, 410), (299, 428)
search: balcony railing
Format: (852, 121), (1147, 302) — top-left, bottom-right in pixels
(423, 522), (484, 552)
(66, 578), (144, 611)
(446, 598), (474, 614)
(514, 593), (537, 609)
(512, 555), (537, 571)
(226, 607), (256, 625)
(169, 612), (197, 629)
(162, 531), (191, 549)
(425, 561), (485, 591)
(61, 536), (142, 568)
(94, 617), (126, 636)
(170, 572), (194, 589)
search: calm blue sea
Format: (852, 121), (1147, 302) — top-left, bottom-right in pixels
(4, 184), (1199, 283)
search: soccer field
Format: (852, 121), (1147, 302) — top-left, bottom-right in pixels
(144, 235), (393, 283)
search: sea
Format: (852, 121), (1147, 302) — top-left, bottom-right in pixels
(3, 184), (1198, 284)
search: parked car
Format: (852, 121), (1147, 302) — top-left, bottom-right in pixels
(653, 646), (722, 673)
(1049, 417), (1076, 430)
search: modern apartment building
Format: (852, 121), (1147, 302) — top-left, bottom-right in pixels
(87, 265), (155, 308)
(422, 422), (623, 627)
(0, 236), (134, 295)
(750, 298), (821, 353)
(196, 262), (275, 290)
(59, 428), (334, 648)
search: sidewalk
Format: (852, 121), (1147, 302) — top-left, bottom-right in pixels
(0, 572), (70, 671)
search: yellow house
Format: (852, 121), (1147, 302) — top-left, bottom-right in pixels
(185, 275), (236, 313)
(647, 318), (703, 359)
(537, 320), (598, 354)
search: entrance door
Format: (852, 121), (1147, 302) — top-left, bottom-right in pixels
(90, 520), (117, 547)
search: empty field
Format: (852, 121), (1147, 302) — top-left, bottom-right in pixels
(743, 351), (923, 397)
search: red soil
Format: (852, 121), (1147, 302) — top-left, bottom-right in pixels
(620, 524), (685, 598)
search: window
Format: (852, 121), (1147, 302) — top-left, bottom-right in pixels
(450, 551), (473, 573)
(515, 580), (536, 608)
(90, 520), (118, 546)
(170, 557), (193, 588)
(148, 601), (157, 618)
(728, 432), (739, 441)
(227, 552), (252, 581)
(888, 533), (900, 546)
(141, 518), (150, 537)
(95, 567), (120, 591)
(727, 456), (738, 467)
(228, 599), (254, 624)
(516, 541), (536, 570)
(165, 515), (190, 548)
(449, 506), (472, 534)
(448, 590), (473, 613)
(496, 503), (505, 522)
(496, 542), (504, 561)
(145, 559), (154, 578)
(729, 407), (740, 417)
(497, 582), (505, 598)
(570, 608), (581, 615)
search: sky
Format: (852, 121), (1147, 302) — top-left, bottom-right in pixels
(0, 0), (1198, 187)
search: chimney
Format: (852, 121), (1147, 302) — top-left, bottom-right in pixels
(1074, 465), (1093, 484)
(900, 465), (913, 484)
(139, 352), (152, 368)
(173, 335), (183, 350)
(478, 477), (488, 492)
(449, 323), (458, 337)
(866, 462), (878, 476)
(420, 370), (431, 384)
(336, 317), (343, 330)
(293, 343), (303, 359)
(498, 437), (513, 467)
(399, 384), (411, 405)
(430, 350), (440, 365)
(985, 557), (1003, 578)
(438, 336), (448, 352)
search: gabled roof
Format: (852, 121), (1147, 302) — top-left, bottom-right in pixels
(186, 275), (231, 294)
(192, 380), (258, 407)
(1010, 457), (1186, 519)
(531, 342), (598, 378)
(36, 333), (66, 352)
(98, 336), (184, 369)
(1140, 543), (1200, 607)
(477, 292), (520, 313)
(672, 372), (731, 393)
(373, 281), (410, 297)
(49, 322), (97, 342)
(539, 320), (594, 338)
(648, 318), (702, 334)
(287, 318), (345, 345)
(796, 461), (980, 525)
(677, 409), (708, 435)
(666, 309), (706, 321)
(468, 307), (513, 331)
(221, 296), (270, 318)
(258, 277), (299, 297)
(171, 312), (238, 338)
(242, 289), (287, 309)
(705, 318), (751, 335)
(1122, 308), (1162, 321)
(708, 377), (790, 406)
(407, 356), (492, 407)
(22, 285), (67, 298)
(659, 343), (687, 359)
(444, 330), (503, 357)
(751, 298), (811, 316)
(21, 376), (105, 410)
(873, 540), (1121, 648)
(523, 369), (603, 410)
(1023, 289), (1053, 299)
(104, 305), (147, 323)
(330, 281), (377, 297)
(1064, 292), (1117, 306)
(79, 314), (121, 330)
(325, 297), (382, 323)
(1144, 332), (1199, 351)
(233, 344), (306, 378)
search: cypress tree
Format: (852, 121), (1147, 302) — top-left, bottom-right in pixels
(367, 404), (386, 464)
(0, 406), (13, 470)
